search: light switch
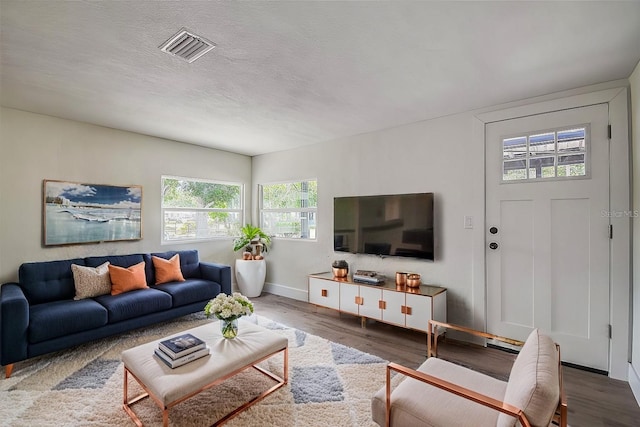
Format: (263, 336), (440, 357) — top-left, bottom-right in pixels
(464, 216), (473, 229)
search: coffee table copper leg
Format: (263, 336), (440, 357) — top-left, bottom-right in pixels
(212, 347), (288, 426)
(123, 367), (150, 427)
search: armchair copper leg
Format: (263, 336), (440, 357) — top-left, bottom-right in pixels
(386, 364), (391, 427)
(5, 364), (14, 378)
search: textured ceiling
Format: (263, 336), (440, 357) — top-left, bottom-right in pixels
(1, 1), (640, 156)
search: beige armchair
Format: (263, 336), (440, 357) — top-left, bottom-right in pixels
(371, 320), (567, 427)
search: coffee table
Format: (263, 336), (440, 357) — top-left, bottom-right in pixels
(121, 320), (288, 426)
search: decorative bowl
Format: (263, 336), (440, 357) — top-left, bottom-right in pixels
(406, 273), (421, 288)
(332, 267), (348, 278)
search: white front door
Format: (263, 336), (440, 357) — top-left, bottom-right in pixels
(486, 104), (610, 371)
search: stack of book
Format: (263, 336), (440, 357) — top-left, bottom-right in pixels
(154, 333), (210, 368)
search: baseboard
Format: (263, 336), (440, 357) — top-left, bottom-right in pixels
(629, 363), (640, 407)
(263, 281), (308, 302)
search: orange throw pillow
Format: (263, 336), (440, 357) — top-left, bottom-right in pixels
(108, 262), (148, 295)
(152, 254), (186, 285)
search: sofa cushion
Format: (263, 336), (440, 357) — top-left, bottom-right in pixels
(147, 250), (200, 285)
(372, 357), (507, 427)
(109, 262), (148, 295)
(85, 254), (145, 270)
(19, 258), (85, 305)
(29, 299), (108, 343)
(154, 279), (220, 307)
(152, 254), (185, 285)
(497, 329), (560, 427)
(72, 262), (112, 300)
(94, 288), (172, 323)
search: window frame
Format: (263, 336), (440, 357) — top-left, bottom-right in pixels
(259, 179), (318, 241)
(161, 175), (244, 244)
(500, 123), (591, 183)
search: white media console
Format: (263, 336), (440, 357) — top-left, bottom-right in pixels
(308, 272), (446, 334)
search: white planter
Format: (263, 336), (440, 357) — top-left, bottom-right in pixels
(235, 259), (266, 297)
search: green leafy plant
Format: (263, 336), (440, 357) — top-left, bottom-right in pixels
(233, 224), (272, 253)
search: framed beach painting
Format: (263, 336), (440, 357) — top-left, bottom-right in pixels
(43, 180), (142, 246)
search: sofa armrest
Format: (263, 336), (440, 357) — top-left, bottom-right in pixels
(0, 283), (29, 367)
(199, 262), (232, 295)
(386, 362), (531, 427)
(427, 319), (525, 358)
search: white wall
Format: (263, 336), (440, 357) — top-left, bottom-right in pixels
(0, 108), (252, 284)
(252, 80), (632, 379)
(253, 112), (486, 328)
(630, 60), (640, 403)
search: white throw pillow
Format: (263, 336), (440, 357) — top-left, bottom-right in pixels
(72, 262), (112, 300)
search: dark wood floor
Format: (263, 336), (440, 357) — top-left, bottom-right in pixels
(253, 293), (640, 427)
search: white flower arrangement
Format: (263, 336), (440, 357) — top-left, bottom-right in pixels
(204, 292), (254, 321)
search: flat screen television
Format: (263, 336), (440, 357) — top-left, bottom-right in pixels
(334, 192), (434, 261)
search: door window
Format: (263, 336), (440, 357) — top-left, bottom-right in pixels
(502, 126), (588, 181)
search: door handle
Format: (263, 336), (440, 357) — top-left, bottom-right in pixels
(489, 242), (499, 250)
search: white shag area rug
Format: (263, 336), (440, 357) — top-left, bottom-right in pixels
(0, 313), (390, 426)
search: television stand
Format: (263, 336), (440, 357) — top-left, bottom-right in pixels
(308, 272), (446, 352)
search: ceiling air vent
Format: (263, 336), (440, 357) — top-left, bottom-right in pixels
(159, 28), (216, 63)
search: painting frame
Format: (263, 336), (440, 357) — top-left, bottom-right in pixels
(43, 179), (143, 246)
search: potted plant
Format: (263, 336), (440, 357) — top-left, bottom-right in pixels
(233, 224), (271, 260)
(233, 224), (271, 297)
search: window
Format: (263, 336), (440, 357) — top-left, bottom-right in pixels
(161, 176), (242, 242)
(260, 180), (317, 239)
(502, 125), (588, 181)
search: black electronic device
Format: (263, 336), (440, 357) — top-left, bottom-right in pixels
(334, 192), (434, 261)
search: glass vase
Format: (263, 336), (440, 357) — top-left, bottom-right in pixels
(220, 318), (239, 339)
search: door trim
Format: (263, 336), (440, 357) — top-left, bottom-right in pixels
(472, 86), (630, 380)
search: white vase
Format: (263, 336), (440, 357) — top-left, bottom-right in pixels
(235, 259), (266, 297)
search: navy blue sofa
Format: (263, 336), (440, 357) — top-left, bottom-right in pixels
(0, 250), (231, 378)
